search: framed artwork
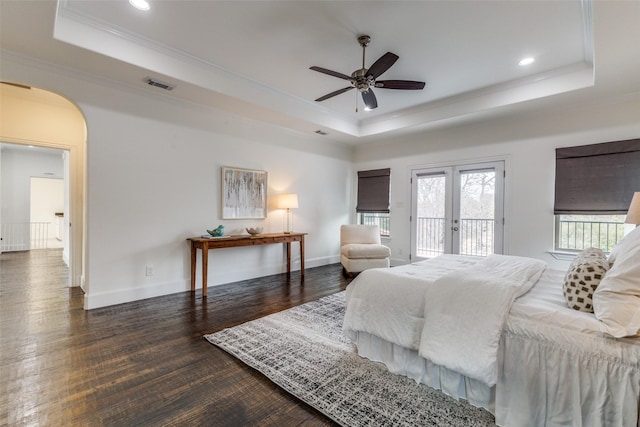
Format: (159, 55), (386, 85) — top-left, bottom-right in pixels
(222, 166), (267, 219)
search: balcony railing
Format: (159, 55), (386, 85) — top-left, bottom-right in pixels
(360, 213), (390, 237)
(416, 217), (495, 258)
(415, 217), (624, 257)
(416, 217), (445, 257)
(0, 222), (52, 252)
(459, 218), (495, 257)
(556, 219), (624, 252)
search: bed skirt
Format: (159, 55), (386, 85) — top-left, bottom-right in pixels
(346, 330), (495, 414)
(348, 326), (640, 427)
(497, 318), (640, 427)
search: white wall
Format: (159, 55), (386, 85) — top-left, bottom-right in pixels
(0, 54), (353, 308)
(82, 103), (352, 308)
(354, 93), (640, 270)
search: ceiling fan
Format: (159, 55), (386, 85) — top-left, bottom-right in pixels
(310, 35), (426, 110)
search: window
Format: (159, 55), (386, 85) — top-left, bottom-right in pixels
(554, 138), (640, 252)
(359, 212), (390, 237)
(357, 168), (390, 237)
(555, 214), (625, 252)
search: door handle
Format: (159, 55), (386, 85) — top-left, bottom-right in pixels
(452, 226), (459, 231)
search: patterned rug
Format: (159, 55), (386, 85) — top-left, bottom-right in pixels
(204, 292), (496, 427)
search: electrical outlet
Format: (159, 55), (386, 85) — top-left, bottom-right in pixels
(145, 266), (154, 276)
(398, 248), (403, 255)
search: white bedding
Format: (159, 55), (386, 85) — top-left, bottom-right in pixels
(344, 254), (545, 386)
(344, 254), (478, 350)
(419, 255), (545, 385)
(344, 259), (640, 427)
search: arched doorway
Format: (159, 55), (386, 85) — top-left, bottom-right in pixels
(0, 82), (87, 291)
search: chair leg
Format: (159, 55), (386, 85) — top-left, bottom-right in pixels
(342, 267), (355, 279)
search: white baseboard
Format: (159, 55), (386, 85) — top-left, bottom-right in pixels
(84, 255), (340, 310)
(84, 279), (189, 309)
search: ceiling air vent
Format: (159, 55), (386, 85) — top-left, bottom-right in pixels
(145, 77), (175, 91)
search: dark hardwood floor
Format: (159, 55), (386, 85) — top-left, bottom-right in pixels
(1, 249), (352, 426)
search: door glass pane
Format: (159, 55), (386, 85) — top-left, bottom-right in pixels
(416, 174), (446, 257)
(459, 170), (495, 256)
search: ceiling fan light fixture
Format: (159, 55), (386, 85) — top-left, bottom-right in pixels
(310, 35), (425, 109)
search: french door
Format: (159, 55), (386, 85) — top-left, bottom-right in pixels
(410, 161), (504, 261)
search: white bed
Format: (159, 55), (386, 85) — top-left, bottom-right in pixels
(343, 240), (640, 426)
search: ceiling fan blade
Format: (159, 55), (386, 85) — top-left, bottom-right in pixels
(375, 80), (426, 90)
(366, 52), (399, 79)
(310, 66), (353, 81)
(315, 86), (354, 102)
(361, 89), (378, 109)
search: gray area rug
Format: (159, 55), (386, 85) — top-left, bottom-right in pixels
(204, 292), (496, 427)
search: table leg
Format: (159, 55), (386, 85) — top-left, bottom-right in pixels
(286, 242), (291, 275)
(202, 246), (208, 297)
(300, 235), (305, 276)
(190, 243), (197, 292)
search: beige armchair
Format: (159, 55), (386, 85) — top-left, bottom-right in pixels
(340, 224), (391, 275)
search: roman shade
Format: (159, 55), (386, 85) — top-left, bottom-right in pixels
(356, 168), (390, 213)
(554, 139), (640, 214)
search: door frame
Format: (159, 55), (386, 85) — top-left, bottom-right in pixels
(2, 137), (85, 289)
(410, 158), (507, 261)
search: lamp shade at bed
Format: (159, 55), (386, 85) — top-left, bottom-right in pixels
(625, 192), (640, 225)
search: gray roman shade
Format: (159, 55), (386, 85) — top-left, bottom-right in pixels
(356, 168), (391, 213)
(554, 138), (640, 214)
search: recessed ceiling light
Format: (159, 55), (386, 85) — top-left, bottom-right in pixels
(129, 0), (150, 11)
(519, 57), (535, 66)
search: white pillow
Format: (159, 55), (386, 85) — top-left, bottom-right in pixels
(608, 225), (640, 266)
(607, 243), (620, 267)
(593, 226), (640, 337)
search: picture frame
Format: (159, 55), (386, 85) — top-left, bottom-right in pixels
(221, 166), (267, 219)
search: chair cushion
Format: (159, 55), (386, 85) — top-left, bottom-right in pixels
(341, 243), (391, 259)
(340, 224), (381, 246)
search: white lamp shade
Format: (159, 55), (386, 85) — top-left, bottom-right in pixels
(625, 192), (640, 225)
(277, 193), (298, 209)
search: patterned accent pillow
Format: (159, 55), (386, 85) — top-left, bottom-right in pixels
(563, 248), (609, 313)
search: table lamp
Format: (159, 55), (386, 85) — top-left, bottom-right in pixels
(625, 192), (640, 227)
(277, 193), (298, 234)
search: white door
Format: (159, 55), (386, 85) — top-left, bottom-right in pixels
(411, 161), (504, 261)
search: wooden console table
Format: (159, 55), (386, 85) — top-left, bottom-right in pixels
(187, 232), (306, 297)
